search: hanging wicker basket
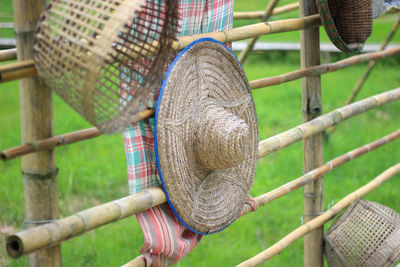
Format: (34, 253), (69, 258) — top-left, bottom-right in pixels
(324, 199), (400, 267)
(34, 0), (179, 133)
(317, 0), (373, 53)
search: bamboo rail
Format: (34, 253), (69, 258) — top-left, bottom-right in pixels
(0, 60), (36, 82)
(233, 3), (299, 20)
(242, 129), (400, 214)
(0, 54), (396, 160)
(0, 109), (154, 161)
(250, 47), (400, 89)
(1, 45), (398, 91)
(6, 187), (166, 258)
(2, 86), (400, 161)
(257, 87), (400, 158)
(237, 163), (400, 267)
(0, 48), (17, 62)
(237, 0), (280, 63)
(7, 128), (400, 259)
(122, 255), (146, 267)
(0, 14), (321, 84)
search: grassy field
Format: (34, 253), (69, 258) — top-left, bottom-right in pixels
(1, 1), (400, 266)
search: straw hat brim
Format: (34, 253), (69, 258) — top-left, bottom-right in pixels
(155, 38), (258, 235)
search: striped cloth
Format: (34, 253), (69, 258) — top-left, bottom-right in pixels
(122, 1), (234, 266)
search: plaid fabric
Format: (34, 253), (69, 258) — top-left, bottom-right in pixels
(122, 1), (233, 266)
(123, 0), (234, 194)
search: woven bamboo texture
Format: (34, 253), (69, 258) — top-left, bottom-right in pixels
(33, 0), (178, 133)
(325, 199), (400, 267)
(317, 0), (372, 53)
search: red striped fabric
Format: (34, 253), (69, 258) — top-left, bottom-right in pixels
(122, 1), (234, 266)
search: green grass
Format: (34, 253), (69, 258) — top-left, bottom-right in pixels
(1, 0), (400, 266)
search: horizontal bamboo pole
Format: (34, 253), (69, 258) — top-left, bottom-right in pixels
(0, 59), (36, 82)
(173, 14), (320, 50)
(250, 47), (400, 89)
(237, 163), (400, 267)
(6, 187), (166, 258)
(2, 87), (399, 160)
(0, 15), (321, 83)
(1, 109), (154, 161)
(257, 87), (400, 158)
(0, 48), (17, 62)
(242, 129), (400, 215)
(233, 2), (299, 20)
(121, 255), (146, 267)
(7, 128), (399, 259)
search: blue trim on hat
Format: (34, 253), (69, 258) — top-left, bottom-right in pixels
(154, 38), (245, 235)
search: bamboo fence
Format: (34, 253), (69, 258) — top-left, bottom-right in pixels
(0, 14), (321, 84)
(250, 47), (400, 89)
(12, 0), (60, 264)
(6, 128), (400, 259)
(1, 45), (398, 90)
(0, 109), (154, 161)
(236, 163), (400, 267)
(2, 49), (398, 161)
(122, 129), (400, 267)
(233, 2), (299, 20)
(257, 87), (400, 158)
(0, 48), (17, 62)
(2, 4), (400, 265)
(6, 187), (166, 258)
(237, 0), (280, 63)
(243, 129), (400, 214)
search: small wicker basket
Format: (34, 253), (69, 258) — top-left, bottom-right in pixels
(34, 0), (179, 133)
(317, 0), (373, 53)
(324, 199), (400, 267)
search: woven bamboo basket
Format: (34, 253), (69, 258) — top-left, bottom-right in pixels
(33, 0), (178, 133)
(317, 0), (373, 53)
(324, 199), (400, 267)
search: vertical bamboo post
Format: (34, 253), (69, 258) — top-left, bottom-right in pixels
(300, 0), (323, 266)
(12, 0), (61, 266)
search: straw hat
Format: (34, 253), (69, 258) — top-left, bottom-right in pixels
(317, 0), (373, 53)
(34, 0), (179, 133)
(155, 38), (258, 234)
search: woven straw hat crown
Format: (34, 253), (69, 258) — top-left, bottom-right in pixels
(155, 39), (258, 234)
